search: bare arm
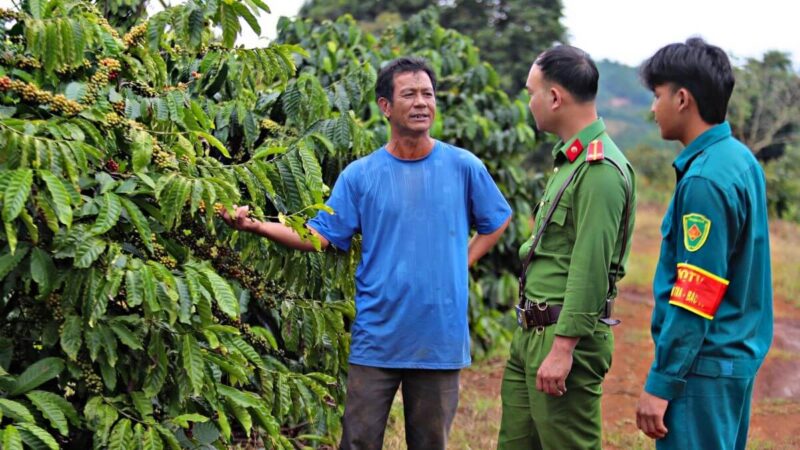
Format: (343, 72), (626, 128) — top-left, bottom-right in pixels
(467, 216), (511, 267)
(219, 206), (329, 252)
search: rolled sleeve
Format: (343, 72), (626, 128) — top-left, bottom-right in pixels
(644, 368), (687, 400)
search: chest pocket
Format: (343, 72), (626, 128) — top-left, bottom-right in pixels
(540, 202), (573, 252)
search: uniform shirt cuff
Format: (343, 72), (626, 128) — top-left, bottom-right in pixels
(554, 311), (598, 338)
(645, 369), (686, 400)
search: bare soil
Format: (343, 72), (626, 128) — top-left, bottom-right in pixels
(456, 287), (800, 449)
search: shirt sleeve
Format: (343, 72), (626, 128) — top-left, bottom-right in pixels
(307, 170), (360, 251)
(645, 177), (737, 400)
(555, 162), (628, 338)
(468, 161), (512, 234)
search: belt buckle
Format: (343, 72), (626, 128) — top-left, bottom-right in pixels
(515, 305), (528, 330)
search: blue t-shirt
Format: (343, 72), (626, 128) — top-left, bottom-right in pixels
(308, 140), (512, 369)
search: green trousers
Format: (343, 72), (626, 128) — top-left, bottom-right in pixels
(497, 323), (613, 450)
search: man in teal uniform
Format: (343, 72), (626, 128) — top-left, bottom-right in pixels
(636, 38), (773, 450)
(497, 45), (636, 449)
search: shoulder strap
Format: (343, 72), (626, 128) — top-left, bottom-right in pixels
(602, 158), (633, 298)
(517, 159), (632, 305)
(518, 162), (585, 305)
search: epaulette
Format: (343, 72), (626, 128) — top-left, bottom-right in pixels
(586, 139), (604, 163)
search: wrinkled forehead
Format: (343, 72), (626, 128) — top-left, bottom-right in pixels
(393, 70), (434, 91)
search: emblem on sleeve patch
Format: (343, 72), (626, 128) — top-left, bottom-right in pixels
(669, 263), (729, 319)
(683, 213), (711, 252)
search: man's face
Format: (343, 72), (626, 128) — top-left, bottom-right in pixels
(651, 84), (682, 141)
(526, 64), (552, 132)
(382, 71), (436, 135)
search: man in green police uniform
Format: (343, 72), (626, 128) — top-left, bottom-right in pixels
(497, 45), (637, 449)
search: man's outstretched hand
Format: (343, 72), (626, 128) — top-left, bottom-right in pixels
(219, 205), (254, 232)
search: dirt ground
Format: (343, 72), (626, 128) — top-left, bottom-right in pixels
(383, 205), (800, 449)
(456, 287), (800, 450)
(449, 203), (800, 450)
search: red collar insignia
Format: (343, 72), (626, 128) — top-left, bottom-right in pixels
(565, 139), (584, 163)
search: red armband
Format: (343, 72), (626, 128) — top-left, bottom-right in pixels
(668, 263), (729, 320)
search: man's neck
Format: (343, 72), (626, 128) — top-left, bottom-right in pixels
(679, 118), (715, 147)
(387, 134), (435, 160)
(555, 106), (598, 143)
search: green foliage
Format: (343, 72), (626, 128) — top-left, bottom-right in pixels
(299, 0), (566, 93)
(762, 145), (800, 222)
(0, 0), (363, 446)
(727, 52), (800, 219)
(729, 51), (800, 156)
(277, 10), (541, 354)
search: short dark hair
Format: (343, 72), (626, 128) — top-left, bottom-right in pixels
(375, 57), (437, 102)
(640, 37), (735, 124)
(534, 45), (599, 103)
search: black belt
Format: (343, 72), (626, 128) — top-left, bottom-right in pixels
(516, 299), (618, 331)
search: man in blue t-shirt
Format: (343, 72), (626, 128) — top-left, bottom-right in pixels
(222, 57), (512, 450)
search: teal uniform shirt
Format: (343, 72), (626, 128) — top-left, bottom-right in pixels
(645, 122), (773, 400)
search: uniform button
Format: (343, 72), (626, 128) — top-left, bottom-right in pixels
(554, 167), (559, 173)
(539, 201), (544, 208)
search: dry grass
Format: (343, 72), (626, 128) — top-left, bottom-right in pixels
(769, 219), (800, 307)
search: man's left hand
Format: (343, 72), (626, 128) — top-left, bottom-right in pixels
(636, 391), (669, 439)
(536, 338), (576, 396)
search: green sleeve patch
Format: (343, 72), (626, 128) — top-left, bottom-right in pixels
(683, 213), (711, 252)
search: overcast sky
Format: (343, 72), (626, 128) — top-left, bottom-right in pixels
(2, 0), (796, 68)
(243, 0), (800, 69)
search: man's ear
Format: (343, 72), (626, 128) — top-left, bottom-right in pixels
(377, 97), (391, 118)
(550, 86), (563, 110)
(676, 88), (692, 112)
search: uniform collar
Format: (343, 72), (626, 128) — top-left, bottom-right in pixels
(552, 118), (606, 162)
(673, 122), (732, 176)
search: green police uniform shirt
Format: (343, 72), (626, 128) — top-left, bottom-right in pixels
(645, 122), (773, 400)
(519, 119), (636, 338)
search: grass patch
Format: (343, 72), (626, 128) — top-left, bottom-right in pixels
(769, 220), (800, 307)
(603, 423), (654, 450)
(754, 398), (800, 416)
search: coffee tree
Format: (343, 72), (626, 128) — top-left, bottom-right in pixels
(0, 0), (379, 447)
(1, 1), (540, 447)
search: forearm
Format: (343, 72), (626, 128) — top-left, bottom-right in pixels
(467, 216), (510, 266)
(550, 335), (580, 355)
(241, 220), (328, 252)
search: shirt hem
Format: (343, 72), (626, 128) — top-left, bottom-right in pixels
(348, 357), (471, 370)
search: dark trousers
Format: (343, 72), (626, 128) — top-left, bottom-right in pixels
(339, 364), (460, 450)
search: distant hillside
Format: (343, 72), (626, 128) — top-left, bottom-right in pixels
(596, 60), (673, 150)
